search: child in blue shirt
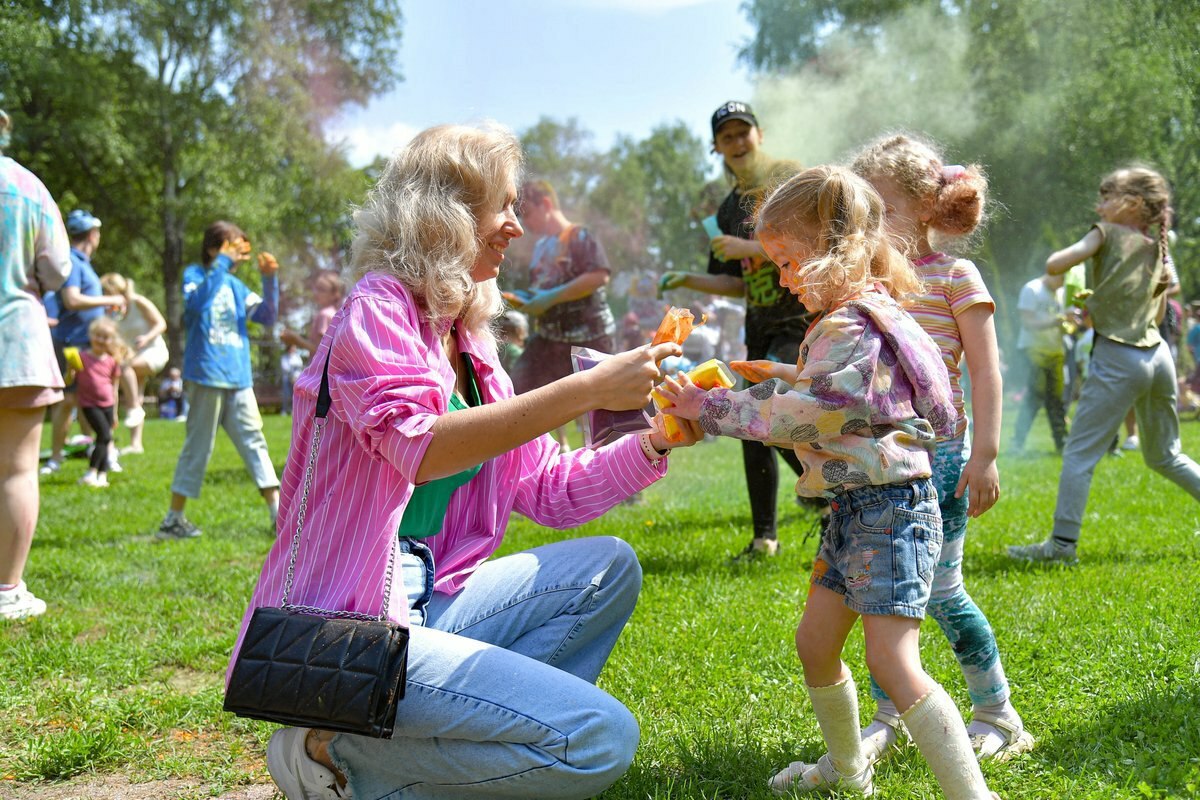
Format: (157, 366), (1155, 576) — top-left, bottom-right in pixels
(156, 220), (281, 540)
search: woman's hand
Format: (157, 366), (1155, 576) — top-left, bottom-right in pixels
(956, 454), (999, 518)
(711, 235), (760, 262)
(647, 415), (703, 452)
(133, 333), (151, 351)
(584, 343), (680, 411)
(730, 359), (798, 384)
(257, 252), (279, 275)
(219, 237), (252, 263)
(651, 371), (707, 420)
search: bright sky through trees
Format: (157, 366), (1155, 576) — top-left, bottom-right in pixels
(326, 0), (755, 166)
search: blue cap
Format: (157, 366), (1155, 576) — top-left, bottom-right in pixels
(65, 209), (102, 236)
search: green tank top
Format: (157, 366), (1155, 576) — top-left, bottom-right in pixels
(397, 353), (483, 538)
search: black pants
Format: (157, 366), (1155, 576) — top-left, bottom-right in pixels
(743, 329), (818, 541)
(80, 405), (114, 473)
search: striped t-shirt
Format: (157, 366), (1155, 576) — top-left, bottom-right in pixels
(906, 252), (994, 436)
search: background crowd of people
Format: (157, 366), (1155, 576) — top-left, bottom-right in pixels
(1, 92), (1195, 800)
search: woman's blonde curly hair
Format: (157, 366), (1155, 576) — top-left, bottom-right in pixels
(755, 165), (922, 312)
(349, 124), (524, 345)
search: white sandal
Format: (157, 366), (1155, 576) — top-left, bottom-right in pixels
(769, 752), (875, 796)
(969, 709), (1035, 761)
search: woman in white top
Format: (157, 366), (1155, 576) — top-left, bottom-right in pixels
(100, 273), (168, 454)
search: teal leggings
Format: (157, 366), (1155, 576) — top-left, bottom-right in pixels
(870, 433), (1010, 707)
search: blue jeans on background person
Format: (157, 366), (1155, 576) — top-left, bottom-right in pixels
(328, 536), (643, 799)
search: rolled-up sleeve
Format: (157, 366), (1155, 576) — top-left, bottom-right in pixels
(330, 294), (449, 484)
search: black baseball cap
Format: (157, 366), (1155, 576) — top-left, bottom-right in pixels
(711, 101), (759, 137)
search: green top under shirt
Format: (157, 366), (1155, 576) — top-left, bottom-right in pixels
(397, 353), (483, 539)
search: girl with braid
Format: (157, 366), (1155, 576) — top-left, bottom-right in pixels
(1009, 165), (1200, 562)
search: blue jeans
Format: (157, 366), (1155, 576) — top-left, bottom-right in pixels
(328, 536), (642, 799)
(869, 434), (1011, 707)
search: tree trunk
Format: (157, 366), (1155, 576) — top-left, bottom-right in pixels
(162, 161), (185, 367)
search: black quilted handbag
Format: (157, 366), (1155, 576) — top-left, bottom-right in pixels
(224, 351), (409, 737)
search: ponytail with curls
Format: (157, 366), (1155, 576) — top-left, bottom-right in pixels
(756, 165), (922, 311)
(850, 133), (987, 242)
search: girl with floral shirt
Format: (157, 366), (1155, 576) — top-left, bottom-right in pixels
(656, 165), (999, 800)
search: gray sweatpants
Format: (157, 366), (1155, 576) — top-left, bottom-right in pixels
(170, 384), (279, 498)
(1053, 336), (1200, 542)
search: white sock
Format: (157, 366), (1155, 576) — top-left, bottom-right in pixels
(862, 697), (901, 759)
(807, 675), (868, 778)
(166, 510), (184, 524)
(902, 686), (993, 800)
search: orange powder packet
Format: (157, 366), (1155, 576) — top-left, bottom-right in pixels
(651, 306), (703, 347)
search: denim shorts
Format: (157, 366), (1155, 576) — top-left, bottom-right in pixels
(811, 479), (943, 620)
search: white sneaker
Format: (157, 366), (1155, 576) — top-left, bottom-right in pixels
(1122, 435), (1140, 450)
(123, 406), (146, 428)
(39, 459), (61, 476)
(267, 728), (352, 799)
(107, 455), (123, 473)
(0, 582), (47, 620)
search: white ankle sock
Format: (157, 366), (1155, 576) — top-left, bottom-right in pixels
(808, 675), (868, 778)
(902, 686), (993, 800)
(968, 699), (1022, 752)
(862, 698), (901, 760)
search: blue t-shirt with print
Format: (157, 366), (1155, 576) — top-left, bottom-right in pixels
(53, 248), (105, 347)
(181, 254), (278, 389)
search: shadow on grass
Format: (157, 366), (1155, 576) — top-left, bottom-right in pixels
(1027, 683), (1200, 795)
(963, 543), (1200, 579)
(616, 733), (794, 800)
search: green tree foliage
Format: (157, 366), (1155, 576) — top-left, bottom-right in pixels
(738, 0), (1200, 339)
(590, 123), (710, 275)
(0, 0), (399, 359)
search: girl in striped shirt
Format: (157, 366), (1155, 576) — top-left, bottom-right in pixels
(850, 134), (1034, 765)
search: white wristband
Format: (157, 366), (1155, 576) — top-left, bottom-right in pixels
(639, 432), (667, 463)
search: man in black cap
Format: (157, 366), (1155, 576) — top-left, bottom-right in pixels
(659, 101), (824, 559)
(40, 209), (127, 475)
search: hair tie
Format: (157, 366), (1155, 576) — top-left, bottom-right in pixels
(941, 165), (966, 184)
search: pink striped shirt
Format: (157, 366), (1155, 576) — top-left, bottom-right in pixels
(906, 253), (994, 436)
(228, 272), (667, 682)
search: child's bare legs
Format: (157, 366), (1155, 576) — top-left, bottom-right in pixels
(861, 614), (934, 711)
(771, 586), (872, 795)
(776, 595), (995, 799)
(865, 614), (995, 800)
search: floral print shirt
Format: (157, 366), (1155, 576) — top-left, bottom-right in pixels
(695, 287), (955, 497)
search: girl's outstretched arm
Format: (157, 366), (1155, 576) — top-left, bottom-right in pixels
(1046, 227), (1103, 275)
(956, 304), (1001, 517)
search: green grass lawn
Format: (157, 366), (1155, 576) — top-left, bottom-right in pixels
(3, 409), (1199, 799)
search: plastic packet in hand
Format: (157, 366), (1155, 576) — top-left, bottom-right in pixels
(570, 346), (656, 448)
